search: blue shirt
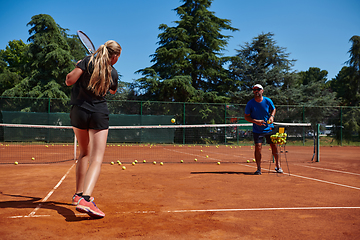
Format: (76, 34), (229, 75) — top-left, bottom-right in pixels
(245, 97), (275, 133)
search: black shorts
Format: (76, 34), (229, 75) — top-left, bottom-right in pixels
(70, 105), (109, 130)
(253, 129), (276, 144)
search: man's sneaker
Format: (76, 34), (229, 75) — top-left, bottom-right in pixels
(275, 167), (284, 173)
(76, 198), (105, 218)
(72, 194), (94, 206)
(254, 169), (262, 175)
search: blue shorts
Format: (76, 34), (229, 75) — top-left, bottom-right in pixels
(253, 129), (276, 144)
(70, 105), (109, 130)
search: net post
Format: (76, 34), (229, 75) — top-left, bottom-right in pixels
(316, 123), (320, 162)
(74, 134), (77, 160)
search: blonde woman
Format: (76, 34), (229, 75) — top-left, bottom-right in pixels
(66, 40), (121, 218)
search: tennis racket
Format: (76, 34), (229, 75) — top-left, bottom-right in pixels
(77, 30), (96, 54)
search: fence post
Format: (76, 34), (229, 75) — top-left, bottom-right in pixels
(340, 106), (343, 146)
(183, 102), (185, 144)
(316, 123), (320, 162)
(224, 104), (227, 144)
(48, 98), (51, 113)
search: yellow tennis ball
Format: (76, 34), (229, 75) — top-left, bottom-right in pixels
(180, 160), (184, 163)
(171, 118), (175, 123)
(111, 161), (114, 165)
(122, 166), (126, 170)
(247, 160), (250, 163)
(160, 162), (164, 166)
(217, 162), (221, 165)
(14, 161), (18, 165)
(31, 157), (35, 161)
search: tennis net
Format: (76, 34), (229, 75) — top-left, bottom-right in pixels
(0, 122), (315, 164)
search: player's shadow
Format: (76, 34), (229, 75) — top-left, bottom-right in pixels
(191, 171), (255, 175)
(0, 192), (93, 222)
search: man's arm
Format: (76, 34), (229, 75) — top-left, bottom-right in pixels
(245, 114), (265, 126)
(268, 108), (276, 123)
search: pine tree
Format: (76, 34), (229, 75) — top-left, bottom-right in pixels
(2, 14), (76, 99)
(134, 0), (238, 102)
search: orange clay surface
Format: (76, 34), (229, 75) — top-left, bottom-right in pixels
(0, 145), (359, 239)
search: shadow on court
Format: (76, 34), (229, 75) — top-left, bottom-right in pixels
(0, 192), (92, 222)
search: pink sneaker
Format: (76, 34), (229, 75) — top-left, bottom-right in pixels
(72, 194), (94, 206)
(76, 198), (105, 218)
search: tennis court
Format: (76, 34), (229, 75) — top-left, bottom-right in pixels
(0, 142), (359, 239)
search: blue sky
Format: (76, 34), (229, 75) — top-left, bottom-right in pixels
(1, 0), (359, 83)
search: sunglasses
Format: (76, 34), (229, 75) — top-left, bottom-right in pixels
(253, 88), (262, 91)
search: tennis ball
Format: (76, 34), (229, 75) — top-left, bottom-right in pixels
(122, 166), (126, 170)
(118, 161), (122, 165)
(180, 160), (184, 163)
(111, 161), (114, 165)
(160, 162), (164, 166)
(171, 118), (176, 123)
(206, 155), (209, 158)
(14, 161), (18, 165)
(247, 160), (250, 163)
(217, 162), (221, 165)
(267, 120), (271, 124)
(153, 161), (157, 165)
(132, 162), (136, 165)
(31, 157), (35, 161)
(253, 159), (256, 162)
(143, 160), (146, 163)
(194, 158), (197, 162)
(134, 160), (138, 163)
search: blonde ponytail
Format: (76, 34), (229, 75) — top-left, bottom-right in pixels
(87, 40), (122, 96)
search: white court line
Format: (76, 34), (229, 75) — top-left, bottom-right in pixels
(115, 206), (360, 215)
(167, 206), (360, 213)
(26, 163), (76, 217)
(8, 213), (88, 219)
(293, 164), (360, 176)
(166, 147), (360, 191)
(239, 163), (360, 191)
(289, 173), (360, 190)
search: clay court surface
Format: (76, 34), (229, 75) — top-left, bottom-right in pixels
(0, 144), (359, 239)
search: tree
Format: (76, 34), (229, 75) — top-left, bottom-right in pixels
(228, 32), (296, 104)
(2, 14), (78, 101)
(58, 26), (88, 63)
(329, 35), (360, 140)
(0, 40), (29, 95)
(133, 0), (238, 102)
(330, 36), (360, 106)
(0, 39), (29, 76)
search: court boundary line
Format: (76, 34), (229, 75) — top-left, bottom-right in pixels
(27, 163), (76, 217)
(165, 206), (360, 213)
(165, 146), (360, 191)
(8, 206), (360, 218)
(293, 163), (360, 176)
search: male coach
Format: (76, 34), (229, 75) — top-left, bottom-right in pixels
(244, 84), (283, 175)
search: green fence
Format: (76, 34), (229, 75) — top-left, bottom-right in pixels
(1, 97), (359, 145)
